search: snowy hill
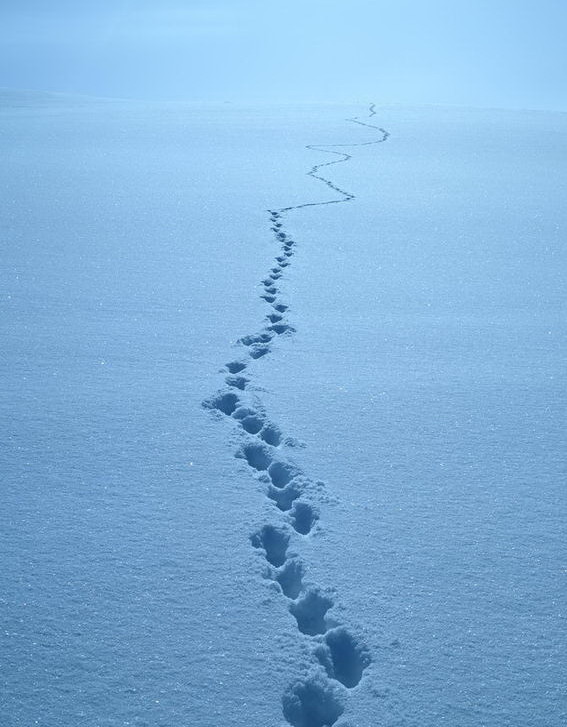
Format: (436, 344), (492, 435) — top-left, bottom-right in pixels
(1, 92), (565, 726)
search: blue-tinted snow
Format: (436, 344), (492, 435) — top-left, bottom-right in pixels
(1, 94), (565, 726)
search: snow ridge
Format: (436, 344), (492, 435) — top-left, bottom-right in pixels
(203, 105), (389, 726)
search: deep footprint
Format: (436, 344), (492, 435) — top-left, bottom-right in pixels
(269, 461), (300, 488)
(240, 441), (273, 471)
(316, 627), (371, 689)
(251, 524), (289, 567)
(276, 558), (305, 599)
(289, 589), (333, 636)
(260, 423), (282, 446)
(290, 501), (318, 535)
(240, 415), (264, 435)
(282, 676), (344, 727)
(204, 391), (239, 416)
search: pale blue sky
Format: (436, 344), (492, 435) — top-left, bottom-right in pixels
(1, 0), (566, 109)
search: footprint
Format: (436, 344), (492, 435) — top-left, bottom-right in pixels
(282, 675), (344, 727)
(276, 558), (305, 599)
(240, 414), (264, 435)
(226, 361), (247, 374)
(273, 303), (289, 313)
(289, 588), (333, 636)
(260, 423), (282, 446)
(251, 524), (289, 567)
(225, 375), (248, 390)
(239, 332), (272, 346)
(267, 313), (283, 323)
(239, 442), (273, 471)
(203, 391), (239, 416)
(261, 294), (276, 303)
(268, 480), (303, 511)
(250, 345), (270, 359)
(290, 501), (318, 535)
(270, 323), (294, 335)
(268, 461), (300, 488)
(232, 405), (257, 420)
(316, 628), (371, 689)
(264, 286), (278, 295)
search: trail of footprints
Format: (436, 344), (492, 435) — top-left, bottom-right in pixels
(203, 105), (388, 726)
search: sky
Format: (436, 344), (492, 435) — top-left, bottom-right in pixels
(1, 0), (566, 110)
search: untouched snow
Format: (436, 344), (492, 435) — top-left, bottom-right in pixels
(1, 94), (565, 726)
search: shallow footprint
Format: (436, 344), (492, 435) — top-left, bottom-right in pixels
(225, 375), (248, 390)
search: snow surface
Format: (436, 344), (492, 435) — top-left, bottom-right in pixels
(1, 93), (565, 726)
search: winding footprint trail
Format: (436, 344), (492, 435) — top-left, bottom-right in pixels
(203, 104), (389, 726)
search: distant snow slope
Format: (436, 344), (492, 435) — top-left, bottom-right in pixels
(1, 94), (565, 727)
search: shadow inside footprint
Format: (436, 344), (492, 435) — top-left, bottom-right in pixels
(241, 415), (264, 435)
(260, 423), (282, 446)
(250, 346), (270, 359)
(316, 628), (371, 689)
(268, 481), (303, 511)
(203, 391), (239, 416)
(232, 406), (256, 420)
(282, 676), (344, 727)
(240, 442), (272, 471)
(290, 502), (318, 535)
(226, 361), (247, 374)
(251, 524), (289, 567)
(270, 323), (294, 335)
(239, 332), (272, 346)
(268, 461), (300, 488)
(276, 558), (305, 599)
(289, 589), (333, 636)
